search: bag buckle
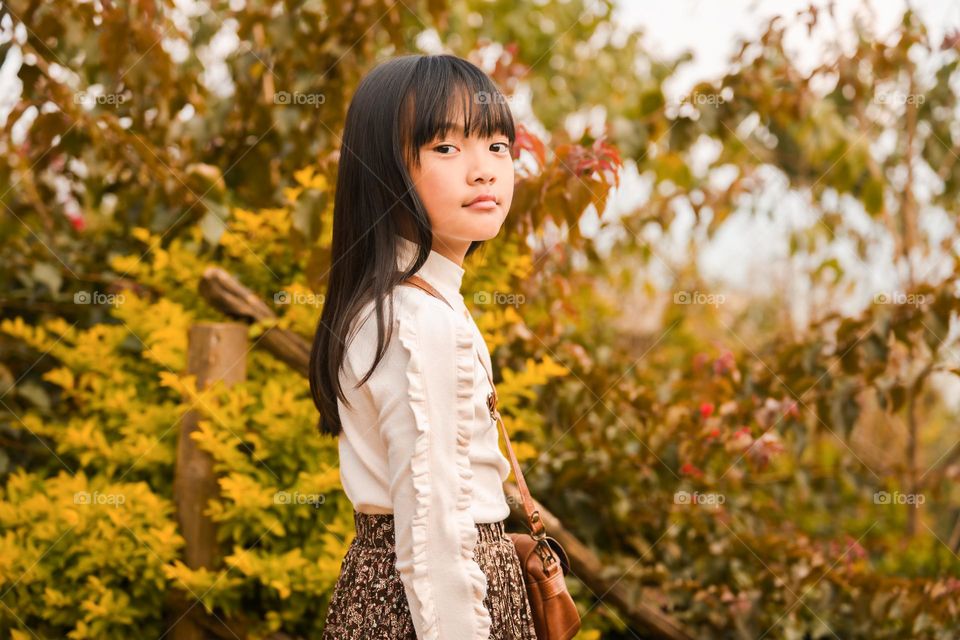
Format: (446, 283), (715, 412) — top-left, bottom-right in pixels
(486, 390), (500, 422)
(535, 539), (558, 572)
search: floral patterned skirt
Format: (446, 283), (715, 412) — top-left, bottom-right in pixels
(321, 510), (538, 639)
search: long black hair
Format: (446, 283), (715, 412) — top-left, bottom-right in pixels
(309, 54), (516, 437)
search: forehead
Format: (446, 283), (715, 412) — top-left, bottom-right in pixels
(399, 79), (514, 160)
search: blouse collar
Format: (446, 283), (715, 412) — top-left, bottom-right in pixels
(395, 234), (467, 311)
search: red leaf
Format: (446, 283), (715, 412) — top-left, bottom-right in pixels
(512, 123), (547, 167)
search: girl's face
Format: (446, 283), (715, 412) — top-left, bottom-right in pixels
(406, 112), (514, 265)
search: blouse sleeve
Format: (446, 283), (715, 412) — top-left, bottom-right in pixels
(362, 290), (493, 640)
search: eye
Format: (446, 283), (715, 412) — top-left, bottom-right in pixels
(432, 144), (457, 154)
(491, 142), (511, 153)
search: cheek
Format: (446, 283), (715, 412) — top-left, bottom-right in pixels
(420, 164), (452, 195)
(412, 160), (460, 222)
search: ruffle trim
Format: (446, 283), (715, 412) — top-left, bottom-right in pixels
(396, 292), (492, 640)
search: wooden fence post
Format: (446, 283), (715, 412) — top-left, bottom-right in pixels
(171, 323), (248, 640)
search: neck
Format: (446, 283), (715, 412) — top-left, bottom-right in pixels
(398, 231), (469, 266)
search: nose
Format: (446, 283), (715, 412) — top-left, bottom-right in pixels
(467, 150), (496, 185)
(471, 172), (494, 184)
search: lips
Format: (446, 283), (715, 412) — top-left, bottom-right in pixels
(463, 194), (497, 207)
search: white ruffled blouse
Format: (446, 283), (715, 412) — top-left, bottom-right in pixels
(336, 233), (512, 639)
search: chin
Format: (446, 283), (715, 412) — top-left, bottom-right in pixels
(470, 221), (504, 242)
(443, 210), (507, 243)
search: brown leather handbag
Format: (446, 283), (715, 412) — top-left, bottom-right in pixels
(401, 275), (582, 640)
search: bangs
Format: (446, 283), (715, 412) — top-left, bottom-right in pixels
(398, 56), (516, 168)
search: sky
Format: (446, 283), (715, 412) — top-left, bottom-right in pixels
(592, 0), (960, 326)
(615, 0), (959, 100)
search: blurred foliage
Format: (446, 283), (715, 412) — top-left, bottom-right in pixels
(1, 0), (960, 639)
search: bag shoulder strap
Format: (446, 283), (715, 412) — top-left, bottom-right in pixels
(399, 274), (547, 539)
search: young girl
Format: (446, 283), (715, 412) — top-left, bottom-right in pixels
(309, 54), (538, 639)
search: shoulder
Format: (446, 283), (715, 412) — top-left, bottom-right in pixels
(392, 285), (469, 359)
(343, 286), (466, 377)
(348, 285), (459, 338)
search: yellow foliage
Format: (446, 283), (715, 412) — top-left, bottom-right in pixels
(318, 197), (334, 250)
(507, 440), (538, 466)
(497, 355), (568, 409)
(108, 227), (208, 295)
(295, 467), (341, 496)
(2, 316), (57, 354)
(225, 546), (315, 601)
(3, 470), (185, 637)
(272, 281), (324, 336)
(43, 366), (75, 391)
(219, 207), (294, 280)
(111, 293), (192, 370)
(293, 165), (328, 190)
(158, 371), (199, 400)
(283, 186), (303, 204)
(131, 226), (152, 243)
(219, 473), (276, 510)
(163, 560), (243, 601)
